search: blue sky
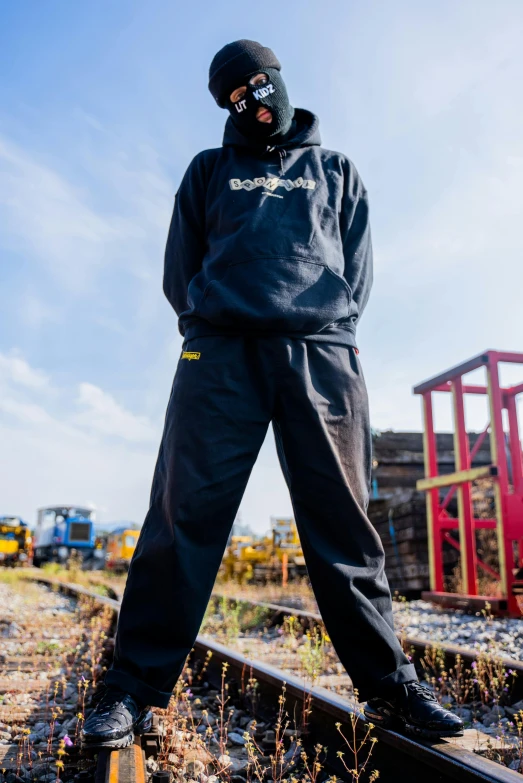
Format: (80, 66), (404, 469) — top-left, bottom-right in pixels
(1, 0), (522, 531)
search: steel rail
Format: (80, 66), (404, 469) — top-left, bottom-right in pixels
(212, 592), (523, 698)
(22, 574), (522, 783)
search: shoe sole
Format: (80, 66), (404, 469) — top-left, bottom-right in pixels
(363, 708), (463, 740)
(81, 710), (153, 749)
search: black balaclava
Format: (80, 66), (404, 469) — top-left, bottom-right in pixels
(208, 40), (294, 141)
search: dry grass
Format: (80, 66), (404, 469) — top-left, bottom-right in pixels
(154, 660), (379, 783)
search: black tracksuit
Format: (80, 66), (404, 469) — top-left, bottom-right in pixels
(105, 109), (416, 707)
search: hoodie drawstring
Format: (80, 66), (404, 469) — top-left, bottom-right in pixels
(278, 149), (287, 176)
(266, 145), (287, 177)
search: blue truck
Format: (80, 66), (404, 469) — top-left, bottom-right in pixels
(32, 505), (97, 566)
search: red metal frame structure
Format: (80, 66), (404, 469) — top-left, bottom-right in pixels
(413, 350), (523, 615)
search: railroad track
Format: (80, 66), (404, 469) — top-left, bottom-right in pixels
(0, 575), (116, 783)
(212, 593), (523, 701)
(4, 573), (522, 783)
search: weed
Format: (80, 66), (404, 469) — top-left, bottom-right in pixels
(298, 628), (327, 685)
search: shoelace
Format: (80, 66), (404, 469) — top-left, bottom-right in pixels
(407, 682), (439, 702)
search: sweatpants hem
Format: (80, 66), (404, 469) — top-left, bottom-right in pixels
(361, 663), (418, 702)
(105, 668), (172, 709)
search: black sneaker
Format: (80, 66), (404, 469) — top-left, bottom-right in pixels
(364, 681), (464, 739)
(81, 686), (153, 748)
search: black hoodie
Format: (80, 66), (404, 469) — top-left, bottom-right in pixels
(163, 109), (373, 348)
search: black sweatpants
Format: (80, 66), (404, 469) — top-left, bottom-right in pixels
(105, 336), (416, 707)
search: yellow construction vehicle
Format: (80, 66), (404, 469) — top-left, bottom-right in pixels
(252, 517), (307, 582)
(221, 535), (269, 583)
(221, 518), (307, 583)
(105, 527), (140, 572)
(0, 517), (32, 567)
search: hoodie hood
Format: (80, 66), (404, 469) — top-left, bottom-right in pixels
(222, 108), (321, 151)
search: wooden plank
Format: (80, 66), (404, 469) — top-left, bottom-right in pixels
(417, 465), (496, 491)
(0, 678), (51, 692)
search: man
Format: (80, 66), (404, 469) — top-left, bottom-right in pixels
(82, 40), (463, 748)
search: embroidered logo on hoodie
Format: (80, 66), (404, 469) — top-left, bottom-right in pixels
(229, 176), (316, 192)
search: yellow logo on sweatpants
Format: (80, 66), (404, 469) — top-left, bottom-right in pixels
(182, 351), (201, 360)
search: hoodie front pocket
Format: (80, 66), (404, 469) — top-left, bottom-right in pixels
(197, 257), (352, 332)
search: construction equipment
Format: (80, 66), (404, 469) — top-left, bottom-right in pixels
(259, 517), (306, 580)
(33, 505), (96, 566)
(221, 535), (268, 583)
(414, 350), (523, 615)
(249, 517), (307, 582)
(221, 518), (307, 583)
(105, 526), (141, 572)
(0, 517), (32, 566)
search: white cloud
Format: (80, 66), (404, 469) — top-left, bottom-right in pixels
(0, 416), (156, 526)
(0, 136), (119, 291)
(76, 382), (158, 443)
(0, 397), (54, 426)
(0, 350), (161, 524)
(0, 132), (171, 296)
(19, 294), (62, 329)
(0, 351), (158, 443)
(0, 352), (49, 389)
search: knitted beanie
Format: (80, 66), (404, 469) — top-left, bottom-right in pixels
(209, 39), (281, 108)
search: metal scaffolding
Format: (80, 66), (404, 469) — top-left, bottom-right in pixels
(414, 350), (523, 615)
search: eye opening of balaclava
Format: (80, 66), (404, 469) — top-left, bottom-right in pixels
(208, 40), (294, 140)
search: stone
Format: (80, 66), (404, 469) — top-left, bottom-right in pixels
(455, 707), (472, 723)
(228, 759), (248, 775)
(228, 732), (246, 746)
(185, 760), (205, 779)
(30, 762), (55, 777)
(505, 701), (523, 718)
